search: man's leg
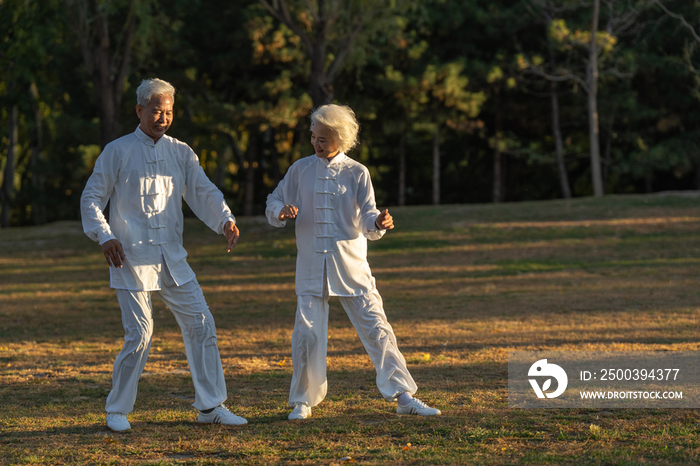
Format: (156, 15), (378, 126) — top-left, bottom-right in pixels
(105, 289), (154, 416)
(157, 279), (227, 411)
(338, 292), (417, 401)
(288, 294), (330, 409)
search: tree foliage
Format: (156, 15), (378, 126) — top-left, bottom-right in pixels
(1, 0), (700, 226)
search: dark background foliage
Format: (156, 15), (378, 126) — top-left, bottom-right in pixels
(1, 0), (699, 226)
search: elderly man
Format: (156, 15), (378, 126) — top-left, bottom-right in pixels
(81, 78), (246, 431)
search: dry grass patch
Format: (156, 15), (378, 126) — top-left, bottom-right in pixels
(1, 194), (700, 464)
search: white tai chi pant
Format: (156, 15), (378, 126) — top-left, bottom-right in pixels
(105, 271), (226, 415)
(289, 287), (418, 407)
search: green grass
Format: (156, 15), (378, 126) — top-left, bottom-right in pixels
(1, 193), (700, 464)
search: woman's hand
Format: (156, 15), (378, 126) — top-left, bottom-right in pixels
(375, 209), (394, 230)
(279, 204), (299, 221)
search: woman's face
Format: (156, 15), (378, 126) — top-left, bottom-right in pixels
(311, 123), (340, 159)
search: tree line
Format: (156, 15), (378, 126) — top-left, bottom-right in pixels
(1, 0), (699, 227)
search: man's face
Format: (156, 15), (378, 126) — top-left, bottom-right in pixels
(136, 94), (174, 142)
(311, 123), (340, 159)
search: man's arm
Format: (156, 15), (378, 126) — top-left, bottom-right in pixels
(81, 146), (125, 267)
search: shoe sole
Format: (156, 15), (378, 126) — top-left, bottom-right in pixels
(197, 421), (248, 426)
(107, 425), (131, 432)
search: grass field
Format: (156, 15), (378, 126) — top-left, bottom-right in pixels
(2, 193), (700, 465)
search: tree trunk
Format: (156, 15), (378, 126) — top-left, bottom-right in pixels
(432, 122), (440, 205)
(603, 126), (612, 188)
(97, 78), (119, 149)
(244, 129), (258, 216)
(228, 133), (245, 168)
(93, 23), (118, 148)
(258, 0), (366, 109)
(93, 9), (131, 149)
(226, 132), (246, 212)
(309, 7), (332, 108)
(29, 82), (46, 225)
(551, 83), (572, 199)
(493, 109), (504, 203)
(214, 146), (232, 189)
(587, 0), (604, 196)
(71, 0), (136, 149)
(398, 132), (406, 206)
(263, 127), (281, 184)
(493, 144), (502, 203)
(1, 104), (19, 228)
(502, 151), (508, 201)
(310, 50), (333, 107)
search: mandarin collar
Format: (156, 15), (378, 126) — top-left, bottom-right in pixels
(134, 125), (164, 146)
(319, 152), (346, 166)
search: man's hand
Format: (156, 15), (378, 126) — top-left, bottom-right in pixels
(224, 220), (240, 252)
(375, 209), (394, 230)
(279, 204), (298, 221)
(102, 239), (126, 268)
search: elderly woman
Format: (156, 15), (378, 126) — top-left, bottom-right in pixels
(266, 104), (441, 419)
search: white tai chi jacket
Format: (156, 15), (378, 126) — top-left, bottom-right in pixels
(81, 126), (234, 291)
(266, 153), (385, 297)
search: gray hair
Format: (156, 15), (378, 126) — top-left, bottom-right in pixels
(310, 104), (360, 153)
(136, 78), (176, 106)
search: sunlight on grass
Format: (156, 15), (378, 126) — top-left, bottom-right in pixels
(1, 195), (700, 464)
(462, 216), (700, 229)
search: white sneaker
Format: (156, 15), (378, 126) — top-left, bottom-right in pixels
(198, 405), (248, 426)
(106, 413), (131, 432)
(396, 398), (441, 416)
(288, 403), (311, 420)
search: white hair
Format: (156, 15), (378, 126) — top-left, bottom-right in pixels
(310, 104), (360, 153)
(136, 78), (176, 106)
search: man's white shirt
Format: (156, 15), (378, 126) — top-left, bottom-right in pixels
(266, 153), (385, 297)
(81, 126), (234, 291)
